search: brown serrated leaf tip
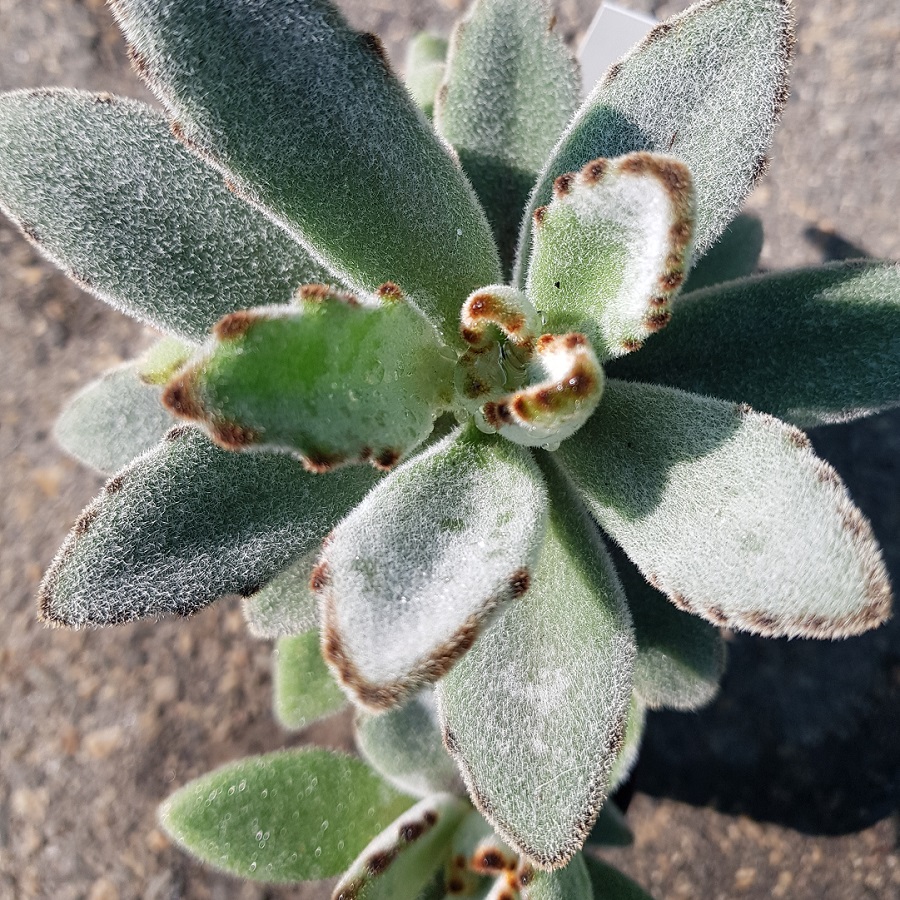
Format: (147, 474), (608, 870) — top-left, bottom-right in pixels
(213, 310), (259, 341)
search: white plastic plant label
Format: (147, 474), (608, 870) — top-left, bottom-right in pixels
(578, 2), (657, 97)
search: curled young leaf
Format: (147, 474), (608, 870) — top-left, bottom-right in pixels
(0, 90), (334, 341)
(274, 630), (347, 731)
(40, 428), (378, 627)
(163, 289), (455, 472)
(159, 748), (413, 883)
(527, 152), (694, 359)
(557, 379), (891, 639)
(318, 426), (548, 711)
(110, 0), (501, 340)
(54, 360), (176, 475)
(438, 458), (635, 870)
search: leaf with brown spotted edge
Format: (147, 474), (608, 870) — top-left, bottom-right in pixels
(332, 794), (469, 900)
(40, 428), (378, 627)
(526, 152), (694, 360)
(319, 425), (548, 711)
(437, 456), (635, 870)
(556, 379), (892, 639)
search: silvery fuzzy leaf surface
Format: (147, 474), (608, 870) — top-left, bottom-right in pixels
(274, 630), (347, 731)
(557, 379), (891, 639)
(515, 0), (794, 283)
(356, 690), (464, 799)
(608, 697), (646, 793)
(110, 0), (501, 341)
(159, 748), (413, 883)
(318, 426), (547, 710)
(609, 261), (900, 427)
(405, 33), (448, 120)
(0, 90), (334, 342)
(520, 854), (592, 899)
(332, 794), (469, 900)
(526, 152), (694, 359)
(40, 428), (378, 627)
(436, 0), (579, 274)
(438, 458), (634, 869)
(54, 360), (176, 475)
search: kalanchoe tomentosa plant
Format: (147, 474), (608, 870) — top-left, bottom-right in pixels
(1, 0), (898, 896)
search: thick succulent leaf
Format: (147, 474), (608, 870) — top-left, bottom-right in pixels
(613, 545), (725, 711)
(319, 426), (548, 710)
(584, 856), (653, 900)
(164, 292), (455, 471)
(584, 802), (632, 849)
(0, 90), (334, 342)
(54, 361), (176, 475)
(438, 458), (635, 869)
(608, 698), (646, 793)
(159, 748), (413, 883)
(356, 690), (463, 799)
(515, 0), (794, 283)
(332, 794), (469, 900)
(556, 379), (891, 639)
(526, 152), (694, 359)
(136, 336), (193, 386)
(242, 550), (320, 640)
(274, 631), (347, 731)
(110, 0), (501, 341)
(608, 262), (900, 427)
(40, 428), (378, 627)
(521, 854), (592, 900)
(436, 0), (580, 274)
(405, 33), (448, 120)
(681, 213), (763, 294)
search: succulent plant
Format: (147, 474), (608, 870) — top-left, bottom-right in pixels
(1, 0), (898, 896)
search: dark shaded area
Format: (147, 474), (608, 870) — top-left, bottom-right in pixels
(805, 225), (871, 262)
(633, 408), (900, 836)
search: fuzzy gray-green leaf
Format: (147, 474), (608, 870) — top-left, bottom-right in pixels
(436, 0), (579, 275)
(274, 631), (346, 730)
(584, 856), (653, 900)
(0, 90), (334, 342)
(522, 854), (592, 899)
(613, 545), (725, 711)
(556, 379), (891, 639)
(515, 0), (794, 283)
(160, 748), (413, 883)
(243, 550), (320, 640)
(111, 0), (501, 340)
(405, 33), (448, 119)
(54, 361), (176, 474)
(356, 690), (463, 799)
(40, 428), (377, 627)
(438, 458), (634, 869)
(681, 213), (763, 294)
(609, 262), (900, 427)
(608, 697), (646, 792)
(319, 426), (547, 710)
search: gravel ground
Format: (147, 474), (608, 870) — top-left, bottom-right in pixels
(0, 1), (898, 898)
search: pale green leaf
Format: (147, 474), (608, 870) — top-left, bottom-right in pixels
(522, 854), (592, 899)
(54, 361), (175, 474)
(332, 794), (469, 900)
(584, 802), (632, 849)
(242, 550), (320, 640)
(526, 152), (694, 359)
(0, 90), (334, 342)
(159, 748), (413, 883)
(165, 292), (455, 471)
(110, 0), (501, 340)
(437, 458), (635, 868)
(136, 336), (193, 386)
(436, 0), (579, 274)
(556, 379), (891, 639)
(515, 0), (794, 283)
(356, 690), (463, 799)
(405, 33), (448, 120)
(584, 856), (653, 900)
(40, 428), (377, 627)
(274, 631), (346, 731)
(681, 213), (763, 294)
(609, 262), (900, 427)
(319, 426), (547, 710)
(608, 698), (646, 793)
(613, 545), (725, 711)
